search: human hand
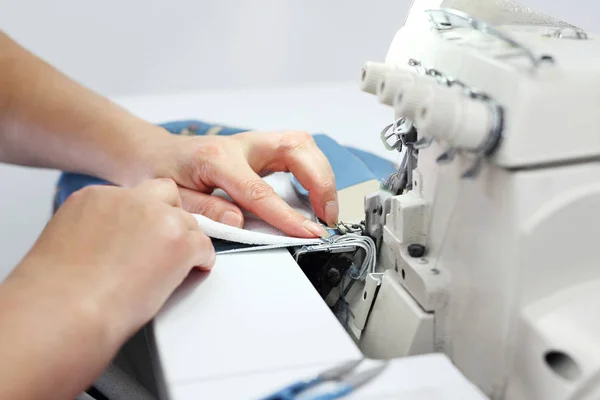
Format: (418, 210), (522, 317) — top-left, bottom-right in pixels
(147, 131), (338, 238)
(11, 178), (214, 339)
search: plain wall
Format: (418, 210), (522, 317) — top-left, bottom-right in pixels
(0, 0), (408, 97)
(0, 0), (410, 279)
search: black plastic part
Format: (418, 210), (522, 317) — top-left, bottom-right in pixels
(407, 243), (426, 258)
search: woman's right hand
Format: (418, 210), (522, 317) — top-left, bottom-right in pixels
(10, 178), (214, 340)
(0, 178), (213, 400)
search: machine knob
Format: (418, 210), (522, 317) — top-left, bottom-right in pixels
(415, 85), (493, 151)
(360, 62), (392, 95)
(394, 74), (436, 121)
(376, 69), (415, 106)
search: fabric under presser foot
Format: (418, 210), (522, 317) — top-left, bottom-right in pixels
(193, 213), (325, 254)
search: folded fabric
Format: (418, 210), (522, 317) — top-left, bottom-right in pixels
(201, 172), (326, 253)
(194, 214), (323, 254)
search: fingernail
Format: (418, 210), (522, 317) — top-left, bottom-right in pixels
(220, 211), (243, 228)
(303, 220), (330, 239)
(324, 200), (339, 228)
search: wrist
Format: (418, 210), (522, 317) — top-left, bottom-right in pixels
(4, 266), (129, 355)
(108, 121), (174, 187)
(0, 267), (129, 399)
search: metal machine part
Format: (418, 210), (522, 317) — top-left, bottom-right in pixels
(349, 1), (600, 399)
(370, 58), (504, 179)
(438, 0), (575, 29)
(359, 270), (434, 359)
(294, 228), (382, 339)
(425, 8), (544, 69)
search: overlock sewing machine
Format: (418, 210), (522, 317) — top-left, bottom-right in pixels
(299, 1), (600, 399)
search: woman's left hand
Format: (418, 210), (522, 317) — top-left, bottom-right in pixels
(147, 130), (338, 238)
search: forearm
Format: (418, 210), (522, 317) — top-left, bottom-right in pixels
(0, 31), (169, 186)
(0, 273), (126, 400)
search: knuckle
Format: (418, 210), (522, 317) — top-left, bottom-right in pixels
(67, 185), (104, 204)
(189, 231), (215, 267)
(78, 185), (102, 197)
(195, 141), (225, 162)
(278, 213), (298, 228)
(193, 141), (224, 182)
(158, 213), (187, 243)
(191, 196), (221, 216)
(154, 178), (178, 192)
(198, 232), (213, 250)
(244, 179), (275, 202)
(201, 236), (216, 265)
(278, 131), (313, 153)
(317, 177), (336, 193)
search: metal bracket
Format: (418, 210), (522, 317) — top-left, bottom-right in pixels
(379, 123), (402, 151)
(379, 118), (415, 152)
(396, 248), (449, 313)
(336, 221), (365, 235)
(424, 8), (543, 71)
(350, 272), (384, 331)
(547, 27), (588, 40)
(413, 137), (434, 149)
(365, 192), (392, 250)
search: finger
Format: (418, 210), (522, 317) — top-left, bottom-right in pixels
(187, 230), (216, 270)
(275, 132), (338, 227)
(213, 163), (329, 238)
(174, 207), (202, 231)
(235, 131), (339, 227)
(134, 178), (182, 207)
(179, 188), (245, 228)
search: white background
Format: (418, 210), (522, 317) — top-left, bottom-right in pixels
(0, 0), (411, 279)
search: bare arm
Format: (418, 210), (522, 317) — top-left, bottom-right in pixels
(0, 180), (215, 400)
(0, 31), (338, 233)
(0, 29), (339, 400)
(0, 31), (166, 186)
(0, 275), (121, 400)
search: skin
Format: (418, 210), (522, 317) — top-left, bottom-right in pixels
(0, 30), (338, 400)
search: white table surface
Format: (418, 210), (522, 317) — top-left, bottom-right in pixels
(169, 354), (488, 400)
(114, 83), (484, 400)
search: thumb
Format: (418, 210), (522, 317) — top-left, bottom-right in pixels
(179, 187), (244, 228)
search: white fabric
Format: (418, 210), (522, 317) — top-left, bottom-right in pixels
(193, 213), (323, 246)
(194, 172), (325, 249)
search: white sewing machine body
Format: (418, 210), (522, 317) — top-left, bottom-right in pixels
(350, 2), (600, 399)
